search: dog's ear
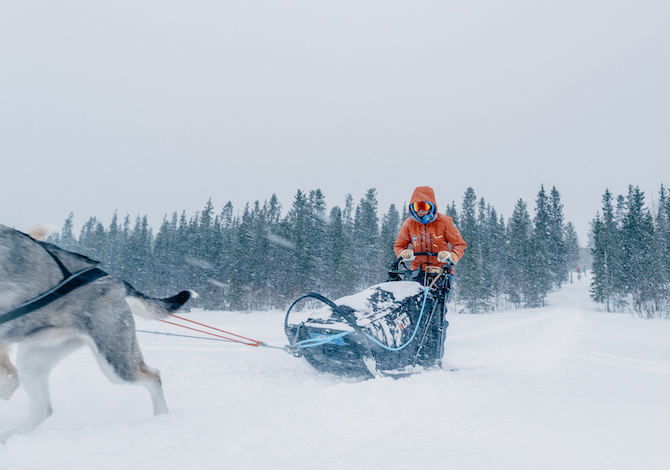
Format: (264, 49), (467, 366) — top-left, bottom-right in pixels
(25, 225), (58, 241)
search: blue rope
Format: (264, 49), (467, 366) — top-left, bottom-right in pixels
(363, 286), (430, 351)
(296, 286), (430, 351)
(297, 330), (354, 348)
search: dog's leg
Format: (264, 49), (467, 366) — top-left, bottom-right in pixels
(12, 336), (83, 436)
(138, 359), (168, 415)
(0, 345), (20, 400)
(86, 306), (169, 416)
(89, 346), (169, 416)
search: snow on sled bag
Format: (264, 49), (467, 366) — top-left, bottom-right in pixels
(284, 266), (451, 378)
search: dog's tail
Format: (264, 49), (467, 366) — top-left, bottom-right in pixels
(124, 282), (197, 319)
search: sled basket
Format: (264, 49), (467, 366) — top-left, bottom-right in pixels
(284, 280), (448, 378)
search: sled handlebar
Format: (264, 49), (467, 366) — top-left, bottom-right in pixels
(391, 251), (438, 268)
(389, 252), (455, 275)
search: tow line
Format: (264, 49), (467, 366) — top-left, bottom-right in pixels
(137, 314), (287, 350)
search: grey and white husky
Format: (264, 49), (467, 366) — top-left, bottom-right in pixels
(0, 224), (194, 441)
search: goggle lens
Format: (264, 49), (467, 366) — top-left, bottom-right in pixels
(412, 201), (432, 212)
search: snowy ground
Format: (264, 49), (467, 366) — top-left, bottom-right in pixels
(2, 275), (670, 470)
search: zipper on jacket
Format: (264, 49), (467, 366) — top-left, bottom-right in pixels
(422, 226), (430, 265)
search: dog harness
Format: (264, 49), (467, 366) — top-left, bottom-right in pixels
(0, 242), (108, 325)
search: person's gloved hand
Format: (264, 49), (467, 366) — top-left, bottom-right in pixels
(438, 251), (458, 264)
(399, 249), (414, 260)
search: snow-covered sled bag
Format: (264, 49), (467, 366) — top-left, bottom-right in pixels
(284, 279), (449, 378)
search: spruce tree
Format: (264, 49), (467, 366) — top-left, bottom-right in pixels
(621, 186), (663, 317)
(189, 199), (226, 309)
(216, 202), (236, 296)
(477, 198), (495, 309)
(590, 189), (620, 310)
(379, 204), (400, 275)
(173, 211), (192, 293)
(228, 203), (255, 309)
(353, 189), (381, 289)
(120, 215), (152, 292)
(524, 187), (552, 307)
(524, 223), (550, 307)
(153, 215), (176, 296)
(262, 195), (284, 306)
(309, 189), (330, 294)
(563, 222), (580, 282)
(443, 201), (457, 225)
(507, 199), (531, 308)
(328, 206), (356, 298)
(60, 213), (78, 252)
(92, 221), (107, 264)
(457, 188), (487, 312)
(486, 206), (508, 308)
(400, 201), (409, 223)
(78, 217), (106, 262)
(78, 217), (96, 257)
(658, 186), (670, 316)
(655, 185), (670, 286)
(106, 211), (124, 275)
(284, 190), (314, 296)
(548, 186), (568, 287)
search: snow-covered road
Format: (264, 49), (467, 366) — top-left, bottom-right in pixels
(2, 276), (669, 470)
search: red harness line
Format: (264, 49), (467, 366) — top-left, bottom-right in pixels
(159, 314), (261, 347)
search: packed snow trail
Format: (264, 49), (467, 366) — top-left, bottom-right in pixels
(1, 275), (669, 470)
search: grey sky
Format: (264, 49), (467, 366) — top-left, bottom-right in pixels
(2, 1), (669, 244)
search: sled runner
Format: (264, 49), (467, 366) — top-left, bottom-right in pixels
(284, 253), (453, 378)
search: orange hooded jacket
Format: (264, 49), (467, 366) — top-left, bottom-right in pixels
(393, 186), (466, 270)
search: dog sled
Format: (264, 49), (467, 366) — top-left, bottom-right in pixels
(284, 253), (453, 378)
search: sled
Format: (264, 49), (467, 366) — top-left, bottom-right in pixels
(284, 252), (453, 378)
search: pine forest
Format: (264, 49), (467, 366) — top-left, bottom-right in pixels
(44, 184), (670, 319)
(590, 185), (670, 319)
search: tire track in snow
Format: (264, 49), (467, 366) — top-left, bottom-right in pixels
(446, 281), (589, 379)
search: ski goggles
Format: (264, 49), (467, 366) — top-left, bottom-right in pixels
(411, 201), (433, 213)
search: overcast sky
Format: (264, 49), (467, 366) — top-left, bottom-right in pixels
(2, 1), (669, 244)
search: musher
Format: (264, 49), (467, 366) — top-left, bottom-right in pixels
(394, 186), (466, 281)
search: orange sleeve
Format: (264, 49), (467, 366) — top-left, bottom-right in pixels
(394, 219), (413, 256)
(445, 218), (466, 260)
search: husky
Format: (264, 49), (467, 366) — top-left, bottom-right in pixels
(0, 224), (194, 441)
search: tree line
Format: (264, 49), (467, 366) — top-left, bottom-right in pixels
(590, 184), (670, 319)
(47, 186), (580, 312)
